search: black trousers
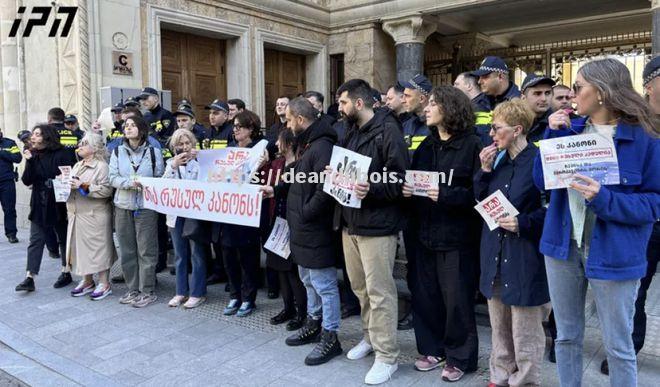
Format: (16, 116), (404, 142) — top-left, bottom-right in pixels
(0, 181), (17, 237)
(27, 220), (67, 275)
(410, 245), (479, 371)
(278, 267), (307, 316)
(157, 213), (168, 267)
(267, 267), (280, 293)
(632, 227), (660, 353)
(222, 244), (260, 304)
(207, 242), (228, 280)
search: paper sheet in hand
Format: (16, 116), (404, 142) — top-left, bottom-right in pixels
(474, 190), (520, 231)
(322, 146), (372, 208)
(538, 133), (619, 190)
(264, 217), (290, 259)
(405, 170), (440, 197)
(53, 166), (72, 202)
(197, 139), (268, 183)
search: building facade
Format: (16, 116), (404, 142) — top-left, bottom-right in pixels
(0, 0), (658, 225)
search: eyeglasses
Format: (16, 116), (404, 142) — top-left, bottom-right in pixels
(572, 82), (584, 95)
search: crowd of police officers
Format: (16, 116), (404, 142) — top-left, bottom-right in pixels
(1, 54), (659, 386)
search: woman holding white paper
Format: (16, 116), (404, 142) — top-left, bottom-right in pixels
(533, 58), (660, 387)
(475, 99), (549, 387)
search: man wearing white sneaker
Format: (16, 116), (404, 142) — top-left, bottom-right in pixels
(334, 79), (408, 385)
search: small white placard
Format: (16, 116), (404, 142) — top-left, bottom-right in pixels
(264, 217), (291, 259)
(474, 190), (520, 231)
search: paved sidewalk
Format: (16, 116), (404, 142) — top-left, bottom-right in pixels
(0, 228), (658, 386)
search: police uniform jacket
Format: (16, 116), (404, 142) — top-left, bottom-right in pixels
(206, 121), (234, 150)
(143, 104), (175, 147)
(487, 82), (521, 108)
(52, 122), (81, 159)
(472, 93), (494, 146)
(474, 143), (549, 306)
(527, 109), (552, 147)
(402, 114), (431, 155)
(0, 137), (21, 182)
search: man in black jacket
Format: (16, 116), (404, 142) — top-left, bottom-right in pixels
(305, 91), (336, 127)
(262, 97), (342, 366)
(0, 127), (21, 243)
(520, 74), (555, 146)
(334, 79), (408, 385)
(138, 87), (175, 153)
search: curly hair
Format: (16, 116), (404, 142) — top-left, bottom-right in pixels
(234, 110), (262, 140)
(429, 86), (475, 135)
(32, 124), (63, 151)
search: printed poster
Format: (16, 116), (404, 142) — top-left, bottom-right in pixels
(197, 139), (268, 184)
(405, 170), (440, 197)
(474, 190), (520, 231)
(322, 146), (372, 208)
(264, 217), (291, 259)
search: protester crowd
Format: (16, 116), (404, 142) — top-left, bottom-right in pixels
(2, 55), (659, 387)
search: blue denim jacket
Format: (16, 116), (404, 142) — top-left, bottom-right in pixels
(532, 117), (660, 280)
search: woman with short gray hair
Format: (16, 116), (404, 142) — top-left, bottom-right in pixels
(66, 132), (116, 300)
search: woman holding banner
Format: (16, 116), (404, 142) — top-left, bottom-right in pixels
(402, 86), (482, 382)
(66, 133), (116, 300)
(475, 99), (549, 387)
(533, 58), (660, 387)
(164, 129), (208, 309)
(109, 116), (164, 308)
(221, 110), (264, 317)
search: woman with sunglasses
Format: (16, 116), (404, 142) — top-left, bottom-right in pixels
(533, 58), (660, 386)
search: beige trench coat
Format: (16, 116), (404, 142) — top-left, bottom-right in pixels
(65, 158), (117, 276)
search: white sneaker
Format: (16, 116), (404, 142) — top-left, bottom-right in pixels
(346, 339), (373, 360)
(364, 360), (398, 385)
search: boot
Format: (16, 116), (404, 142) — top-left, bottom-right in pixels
(286, 312), (305, 331)
(53, 272), (72, 288)
(15, 277), (35, 292)
(285, 317), (321, 346)
(304, 329), (342, 366)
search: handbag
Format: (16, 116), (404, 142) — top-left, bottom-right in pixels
(181, 218), (213, 244)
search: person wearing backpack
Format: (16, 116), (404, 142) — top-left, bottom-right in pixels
(109, 116), (164, 308)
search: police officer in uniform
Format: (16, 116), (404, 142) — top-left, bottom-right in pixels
(138, 87), (175, 154)
(0, 127), (22, 243)
(48, 107), (81, 160)
(401, 74), (432, 155)
(107, 102), (125, 143)
(176, 99), (207, 146)
(64, 114), (85, 139)
(204, 99), (234, 150)
(124, 96), (141, 108)
(173, 105), (204, 149)
(520, 73), (556, 146)
(454, 72), (493, 145)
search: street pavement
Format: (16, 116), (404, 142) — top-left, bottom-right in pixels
(0, 228), (659, 386)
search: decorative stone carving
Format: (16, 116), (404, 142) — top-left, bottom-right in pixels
(382, 15), (436, 45)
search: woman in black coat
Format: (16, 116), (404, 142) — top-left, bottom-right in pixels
(15, 124), (76, 292)
(402, 86), (482, 382)
(474, 99), (550, 387)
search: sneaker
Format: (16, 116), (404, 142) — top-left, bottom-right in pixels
(286, 315), (305, 331)
(15, 277), (35, 292)
(236, 301), (255, 317)
(132, 292), (157, 308)
(168, 295), (187, 307)
(70, 281), (95, 297)
(347, 339), (373, 360)
(270, 309), (295, 325)
(441, 365), (465, 382)
(7, 235), (19, 244)
(90, 284), (112, 301)
(414, 355), (445, 372)
(364, 360), (398, 385)
(53, 272), (72, 289)
(183, 296), (206, 309)
(119, 290), (140, 304)
(285, 318), (322, 346)
(223, 299), (240, 315)
(304, 329), (343, 366)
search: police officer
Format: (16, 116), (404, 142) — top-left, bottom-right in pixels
(471, 56), (521, 106)
(176, 99), (207, 146)
(0, 127), (22, 243)
(107, 102), (125, 143)
(204, 99), (234, 149)
(138, 87), (175, 152)
(173, 105), (204, 149)
(454, 72), (493, 145)
(520, 73), (555, 145)
(47, 107), (80, 161)
(385, 83), (412, 125)
(123, 96), (141, 108)
(401, 74), (432, 154)
(64, 114), (85, 140)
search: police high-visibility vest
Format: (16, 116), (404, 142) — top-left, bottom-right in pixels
(58, 129), (79, 148)
(206, 139), (229, 149)
(404, 135), (427, 151)
(475, 111), (493, 126)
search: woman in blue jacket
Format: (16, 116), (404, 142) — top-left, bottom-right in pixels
(475, 100), (549, 387)
(533, 58), (660, 387)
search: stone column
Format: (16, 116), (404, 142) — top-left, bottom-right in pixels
(653, 0), (660, 55)
(382, 15), (436, 82)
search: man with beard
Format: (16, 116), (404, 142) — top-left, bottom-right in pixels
(551, 84), (573, 112)
(454, 72), (493, 145)
(385, 83), (412, 125)
(305, 91), (336, 127)
(262, 97), (343, 366)
(472, 56), (521, 109)
(334, 79), (408, 385)
(520, 74), (555, 145)
(402, 74), (432, 156)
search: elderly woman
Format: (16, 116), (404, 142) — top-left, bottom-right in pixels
(67, 133), (116, 300)
(475, 99), (550, 387)
(165, 129), (207, 309)
(109, 116), (164, 308)
(402, 86), (482, 382)
(533, 58), (659, 386)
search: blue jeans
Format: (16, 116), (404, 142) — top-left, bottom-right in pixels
(298, 266), (340, 332)
(171, 219), (207, 298)
(545, 241), (639, 387)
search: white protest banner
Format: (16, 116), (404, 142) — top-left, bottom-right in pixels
(197, 139), (268, 183)
(474, 190), (520, 231)
(140, 177), (263, 227)
(264, 217), (291, 259)
(52, 165), (73, 202)
(539, 133), (619, 190)
(405, 170), (440, 197)
(323, 146), (372, 208)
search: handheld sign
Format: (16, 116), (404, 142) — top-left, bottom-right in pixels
(264, 217), (291, 259)
(323, 146), (372, 208)
(405, 170), (440, 197)
(197, 139), (268, 184)
(474, 190), (520, 231)
(539, 133), (619, 190)
(53, 165), (72, 202)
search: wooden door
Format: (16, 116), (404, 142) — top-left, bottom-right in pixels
(264, 49), (306, 127)
(161, 30), (226, 127)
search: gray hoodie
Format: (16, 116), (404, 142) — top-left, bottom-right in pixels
(109, 141), (164, 210)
